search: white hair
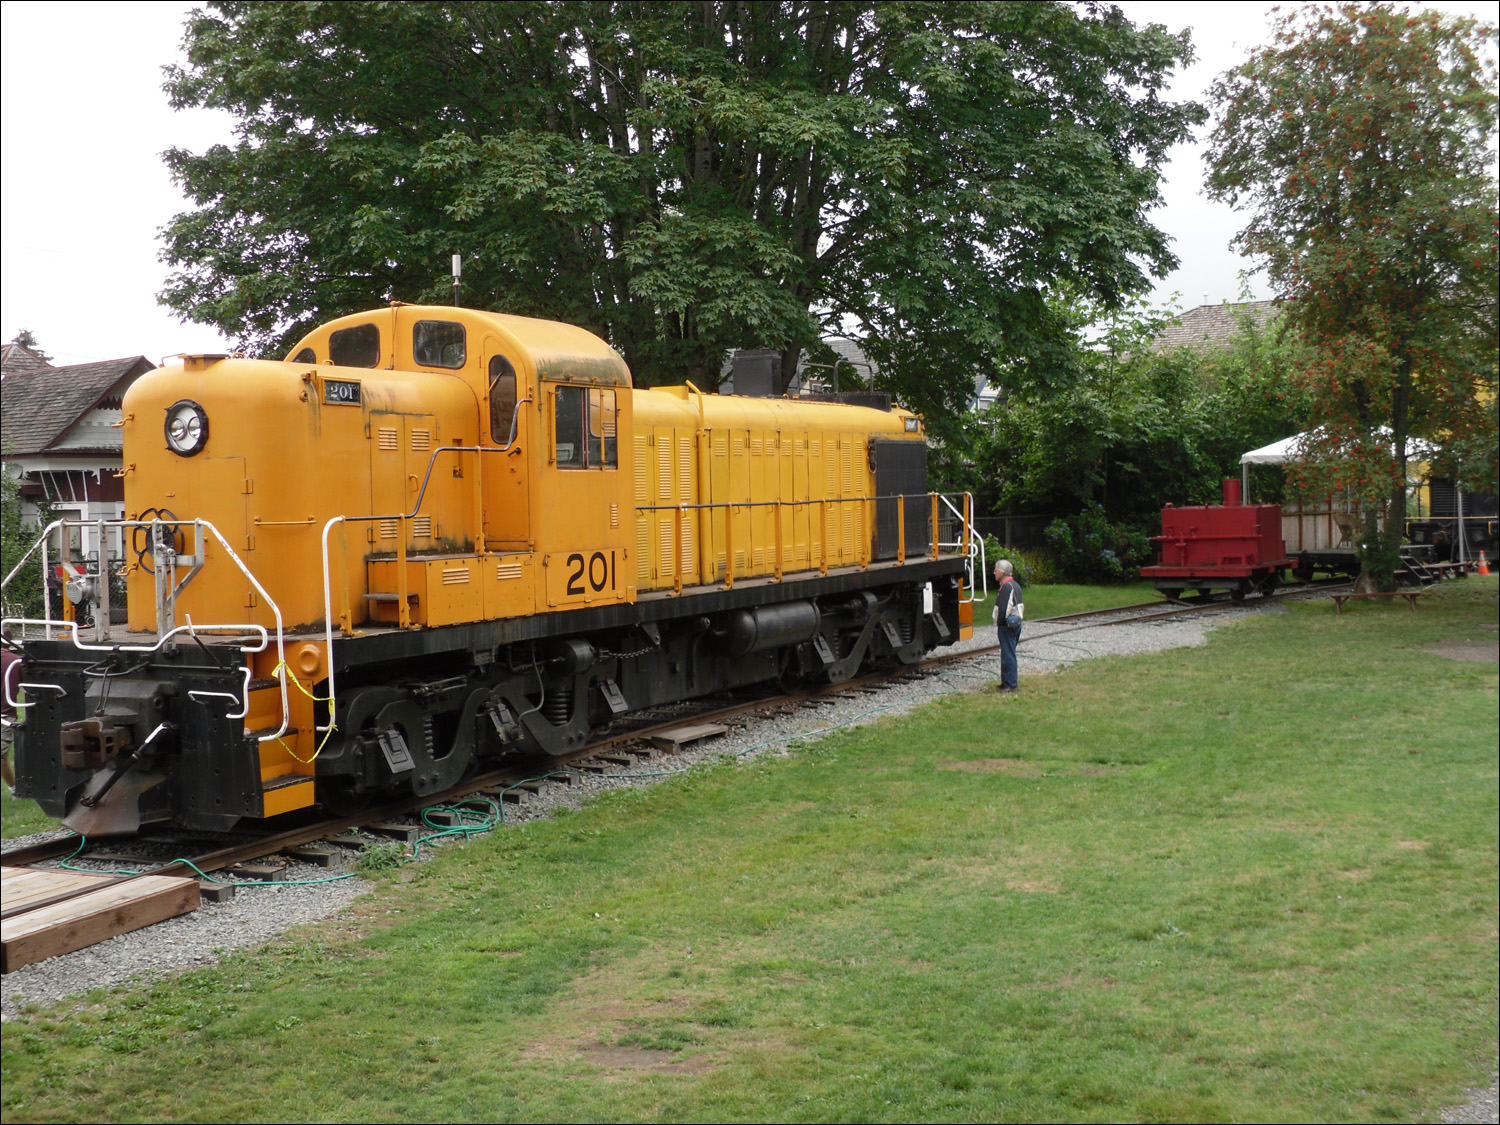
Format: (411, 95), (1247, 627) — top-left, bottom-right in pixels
(994, 559), (1014, 577)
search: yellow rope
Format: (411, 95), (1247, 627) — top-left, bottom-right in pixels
(267, 660), (338, 763)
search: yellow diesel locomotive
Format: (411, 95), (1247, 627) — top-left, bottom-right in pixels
(6, 305), (974, 834)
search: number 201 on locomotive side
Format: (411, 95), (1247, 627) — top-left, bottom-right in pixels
(544, 549), (628, 606)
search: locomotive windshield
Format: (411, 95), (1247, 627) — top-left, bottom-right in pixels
(413, 320), (466, 368)
(329, 323), (380, 367)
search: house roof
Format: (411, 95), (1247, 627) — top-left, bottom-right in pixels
(1151, 300), (1280, 353)
(0, 357), (155, 456)
(1, 342), (52, 377)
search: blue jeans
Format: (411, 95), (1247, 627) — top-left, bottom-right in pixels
(997, 620), (1021, 689)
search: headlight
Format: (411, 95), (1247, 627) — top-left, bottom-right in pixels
(164, 399), (208, 456)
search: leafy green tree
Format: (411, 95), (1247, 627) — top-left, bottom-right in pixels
(1206, 3), (1498, 588)
(161, 1), (1203, 434)
(1, 463), (52, 622)
(970, 299), (1303, 527)
(9, 329), (50, 361)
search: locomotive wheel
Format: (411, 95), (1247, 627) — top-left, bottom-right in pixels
(318, 779), (372, 818)
(1162, 588), (1182, 602)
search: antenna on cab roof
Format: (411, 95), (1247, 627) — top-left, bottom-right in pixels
(452, 254), (462, 306)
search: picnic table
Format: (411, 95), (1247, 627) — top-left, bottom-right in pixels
(1330, 590), (1422, 613)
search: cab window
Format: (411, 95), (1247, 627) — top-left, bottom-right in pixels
(413, 320), (466, 368)
(291, 347), (316, 364)
(554, 386), (617, 469)
(489, 355), (517, 444)
(329, 323), (380, 368)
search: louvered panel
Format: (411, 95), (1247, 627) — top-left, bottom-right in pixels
(637, 517), (652, 583)
(680, 515), (694, 575)
(410, 429), (431, 452)
(659, 440), (672, 501)
(826, 444), (838, 493)
(733, 550), (746, 574)
(795, 438), (805, 454)
(843, 508), (854, 557)
(660, 523), (676, 579)
(733, 436), (745, 457)
(495, 563), (522, 581)
(412, 516), (432, 538)
(842, 442), (853, 491)
(378, 428), (399, 451)
(714, 435), (727, 458)
(634, 435), (650, 503)
(750, 437), (762, 455)
(610, 503), (618, 529)
(752, 548), (764, 570)
(810, 439), (820, 457)
(442, 567), (470, 585)
(679, 439), (694, 502)
(379, 519), (398, 539)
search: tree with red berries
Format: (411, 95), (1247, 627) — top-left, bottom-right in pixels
(1207, 3), (1497, 588)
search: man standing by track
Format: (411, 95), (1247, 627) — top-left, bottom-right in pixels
(993, 559), (1023, 692)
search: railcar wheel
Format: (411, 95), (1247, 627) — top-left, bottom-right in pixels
(318, 779), (372, 818)
(1162, 588), (1182, 602)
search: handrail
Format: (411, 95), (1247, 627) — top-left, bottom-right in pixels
(0, 517), (290, 742)
(634, 490), (974, 590)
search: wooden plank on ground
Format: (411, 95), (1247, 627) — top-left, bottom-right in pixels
(2, 874), (199, 973)
(649, 722), (730, 752)
(0, 868), (116, 916)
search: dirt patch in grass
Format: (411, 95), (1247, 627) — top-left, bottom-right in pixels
(1396, 839), (1431, 850)
(936, 757), (1128, 778)
(1423, 640), (1499, 663)
(580, 1045), (717, 1073)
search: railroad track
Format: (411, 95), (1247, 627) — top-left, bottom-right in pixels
(2, 577), (1352, 956)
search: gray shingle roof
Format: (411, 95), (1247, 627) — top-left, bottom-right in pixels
(1151, 300), (1280, 353)
(0, 357), (154, 456)
(1, 342), (51, 377)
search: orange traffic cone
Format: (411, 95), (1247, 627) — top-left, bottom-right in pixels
(1478, 552), (1490, 577)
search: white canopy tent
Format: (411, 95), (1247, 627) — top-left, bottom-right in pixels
(1238, 430), (1460, 559)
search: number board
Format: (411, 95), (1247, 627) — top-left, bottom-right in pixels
(324, 379), (362, 406)
(545, 549), (627, 607)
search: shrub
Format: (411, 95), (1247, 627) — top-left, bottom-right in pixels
(980, 539), (1059, 586)
(1043, 505), (1152, 582)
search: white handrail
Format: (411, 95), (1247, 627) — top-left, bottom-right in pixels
(319, 515), (345, 736)
(0, 516), (290, 742)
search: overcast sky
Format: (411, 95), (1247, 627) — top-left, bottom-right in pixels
(1, 1), (1494, 366)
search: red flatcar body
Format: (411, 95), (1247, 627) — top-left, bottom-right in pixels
(1141, 480), (1292, 600)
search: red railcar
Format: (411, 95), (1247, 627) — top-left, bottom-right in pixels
(1141, 480), (1292, 600)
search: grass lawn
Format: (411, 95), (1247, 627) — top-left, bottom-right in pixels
(3, 579), (1495, 1123)
(2, 792), (58, 841)
(976, 579), (1159, 623)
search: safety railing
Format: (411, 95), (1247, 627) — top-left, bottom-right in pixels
(633, 490), (976, 597)
(1, 517), (290, 742)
